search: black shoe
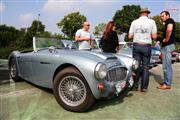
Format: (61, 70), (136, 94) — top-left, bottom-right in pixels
(141, 89), (147, 92)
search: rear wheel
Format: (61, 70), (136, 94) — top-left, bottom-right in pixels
(53, 67), (95, 112)
(9, 58), (21, 82)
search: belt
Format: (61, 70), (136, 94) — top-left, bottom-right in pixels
(133, 43), (151, 46)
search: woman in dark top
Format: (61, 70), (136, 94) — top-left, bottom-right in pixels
(100, 21), (119, 53)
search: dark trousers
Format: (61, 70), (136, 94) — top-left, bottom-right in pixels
(133, 44), (151, 89)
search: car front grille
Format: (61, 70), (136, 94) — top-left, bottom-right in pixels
(105, 67), (127, 82)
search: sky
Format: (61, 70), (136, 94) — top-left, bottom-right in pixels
(0, 0), (180, 34)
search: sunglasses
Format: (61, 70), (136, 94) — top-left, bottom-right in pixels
(86, 24), (90, 26)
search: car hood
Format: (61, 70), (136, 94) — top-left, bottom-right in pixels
(55, 49), (118, 61)
(80, 50), (117, 60)
(118, 48), (132, 57)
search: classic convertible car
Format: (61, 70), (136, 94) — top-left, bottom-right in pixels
(8, 37), (138, 112)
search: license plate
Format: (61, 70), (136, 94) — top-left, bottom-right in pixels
(115, 81), (126, 93)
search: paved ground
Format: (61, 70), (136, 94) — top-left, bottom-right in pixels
(0, 63), (180, 120)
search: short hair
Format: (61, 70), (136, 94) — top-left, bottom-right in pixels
(161, 11), (170, 17)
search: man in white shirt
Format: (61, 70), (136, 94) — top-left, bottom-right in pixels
(75, 22), (94, 50)
(128, 8), (157, 92)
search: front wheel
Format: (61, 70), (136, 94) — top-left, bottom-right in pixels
(53, 67), (95, 112)
(9, 58), (21, 82)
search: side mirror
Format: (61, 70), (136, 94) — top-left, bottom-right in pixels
(49, 46), (56, 53)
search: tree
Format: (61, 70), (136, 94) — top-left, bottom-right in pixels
(16, 20), (45, 48)
(175, 22), (180, 43)
(93, 23), (106, 37)
(113, 5), (141, 33)
(28, 20), (45, 37)
(57, 12), (86, 38)
(0, 25), (23, 47)
(151, 15), (164, 42)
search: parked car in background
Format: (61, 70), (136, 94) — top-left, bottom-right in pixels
(91, 38), (161, 69)
(117, 42), (161, 69)
(173, 49), (180, 62)
(159, 49), (180, 63)
(8, 37), (137, 112)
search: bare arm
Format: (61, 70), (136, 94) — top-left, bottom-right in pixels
(128, 34), (134, 39)
(151, 33), (157, 40)
(163, 24), (173, 42)
(75, 36), (92, 41)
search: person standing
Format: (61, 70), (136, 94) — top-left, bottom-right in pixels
(100, 21), (119, 53)
(157, 11), (176, 89)
(75, 21), (94, 50)
(128, 8), (157, 92)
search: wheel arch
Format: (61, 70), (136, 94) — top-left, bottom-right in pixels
(53, 63), (83, 82)
(8, 51), (20, 69)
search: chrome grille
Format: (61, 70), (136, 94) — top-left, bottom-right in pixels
(105, 67), (127, 82)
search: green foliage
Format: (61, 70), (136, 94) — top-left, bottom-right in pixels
(0, 47), (16, 59)
(93, 23), (106, 37)
(175, 22), (180, 43)
(16, 20), (46, 48)
(0, 21), (47, 59)
(0, 24), (23, 47)
(28, 20), (45, 36)
(151, 15), (164, 43)
(57, 12), (86, 38)
(113, 5), (141, 33)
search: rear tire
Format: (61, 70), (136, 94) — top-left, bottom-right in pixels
(53, 67), (95, 112)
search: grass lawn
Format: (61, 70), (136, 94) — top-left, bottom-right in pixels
(0, 59), (8, 65)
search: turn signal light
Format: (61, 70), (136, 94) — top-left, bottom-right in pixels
(98, 83), (105, 91)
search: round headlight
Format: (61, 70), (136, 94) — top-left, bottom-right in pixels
(132, 59), (139, 70)
(94, 63), (107, 80)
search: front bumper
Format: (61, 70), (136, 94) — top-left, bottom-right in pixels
(99, 78), (134, 98)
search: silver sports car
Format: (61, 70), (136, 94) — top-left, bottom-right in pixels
(8, 37), (138, 112)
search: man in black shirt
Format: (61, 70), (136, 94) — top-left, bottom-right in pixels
(157, 11), (176, 89)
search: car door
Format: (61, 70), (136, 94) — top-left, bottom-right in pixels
(31, 51), (55, 88)
(17, 53), (33, 81)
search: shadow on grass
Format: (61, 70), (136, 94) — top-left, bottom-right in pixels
(87, 88), (134, 112)
(26, 80), (134, 112)
(150, 71), (163, 84)
(0, 65), (10, 84)
(6, 78), (134, 113)
(24, 80), (53, 94)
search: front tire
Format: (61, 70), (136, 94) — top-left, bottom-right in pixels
(9, 58), (21, 82)
(53, 67), (95, 112)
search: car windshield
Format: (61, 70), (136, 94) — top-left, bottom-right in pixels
(35, 37), (65, 50)
(61, 40), (78, 49)
(92, 40), (100, 49)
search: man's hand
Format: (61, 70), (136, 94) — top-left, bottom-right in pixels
(116, 46), (120, 53)
(163, 38), (168, 42)
(155, 41), (160, 47)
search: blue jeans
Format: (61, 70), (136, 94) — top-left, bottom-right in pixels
(162, 44), (175, 86)
(133, 44), (151, 89)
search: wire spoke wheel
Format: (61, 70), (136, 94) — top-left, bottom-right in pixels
(10, 61), (16, 78)
(58, 76), (86, 107)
